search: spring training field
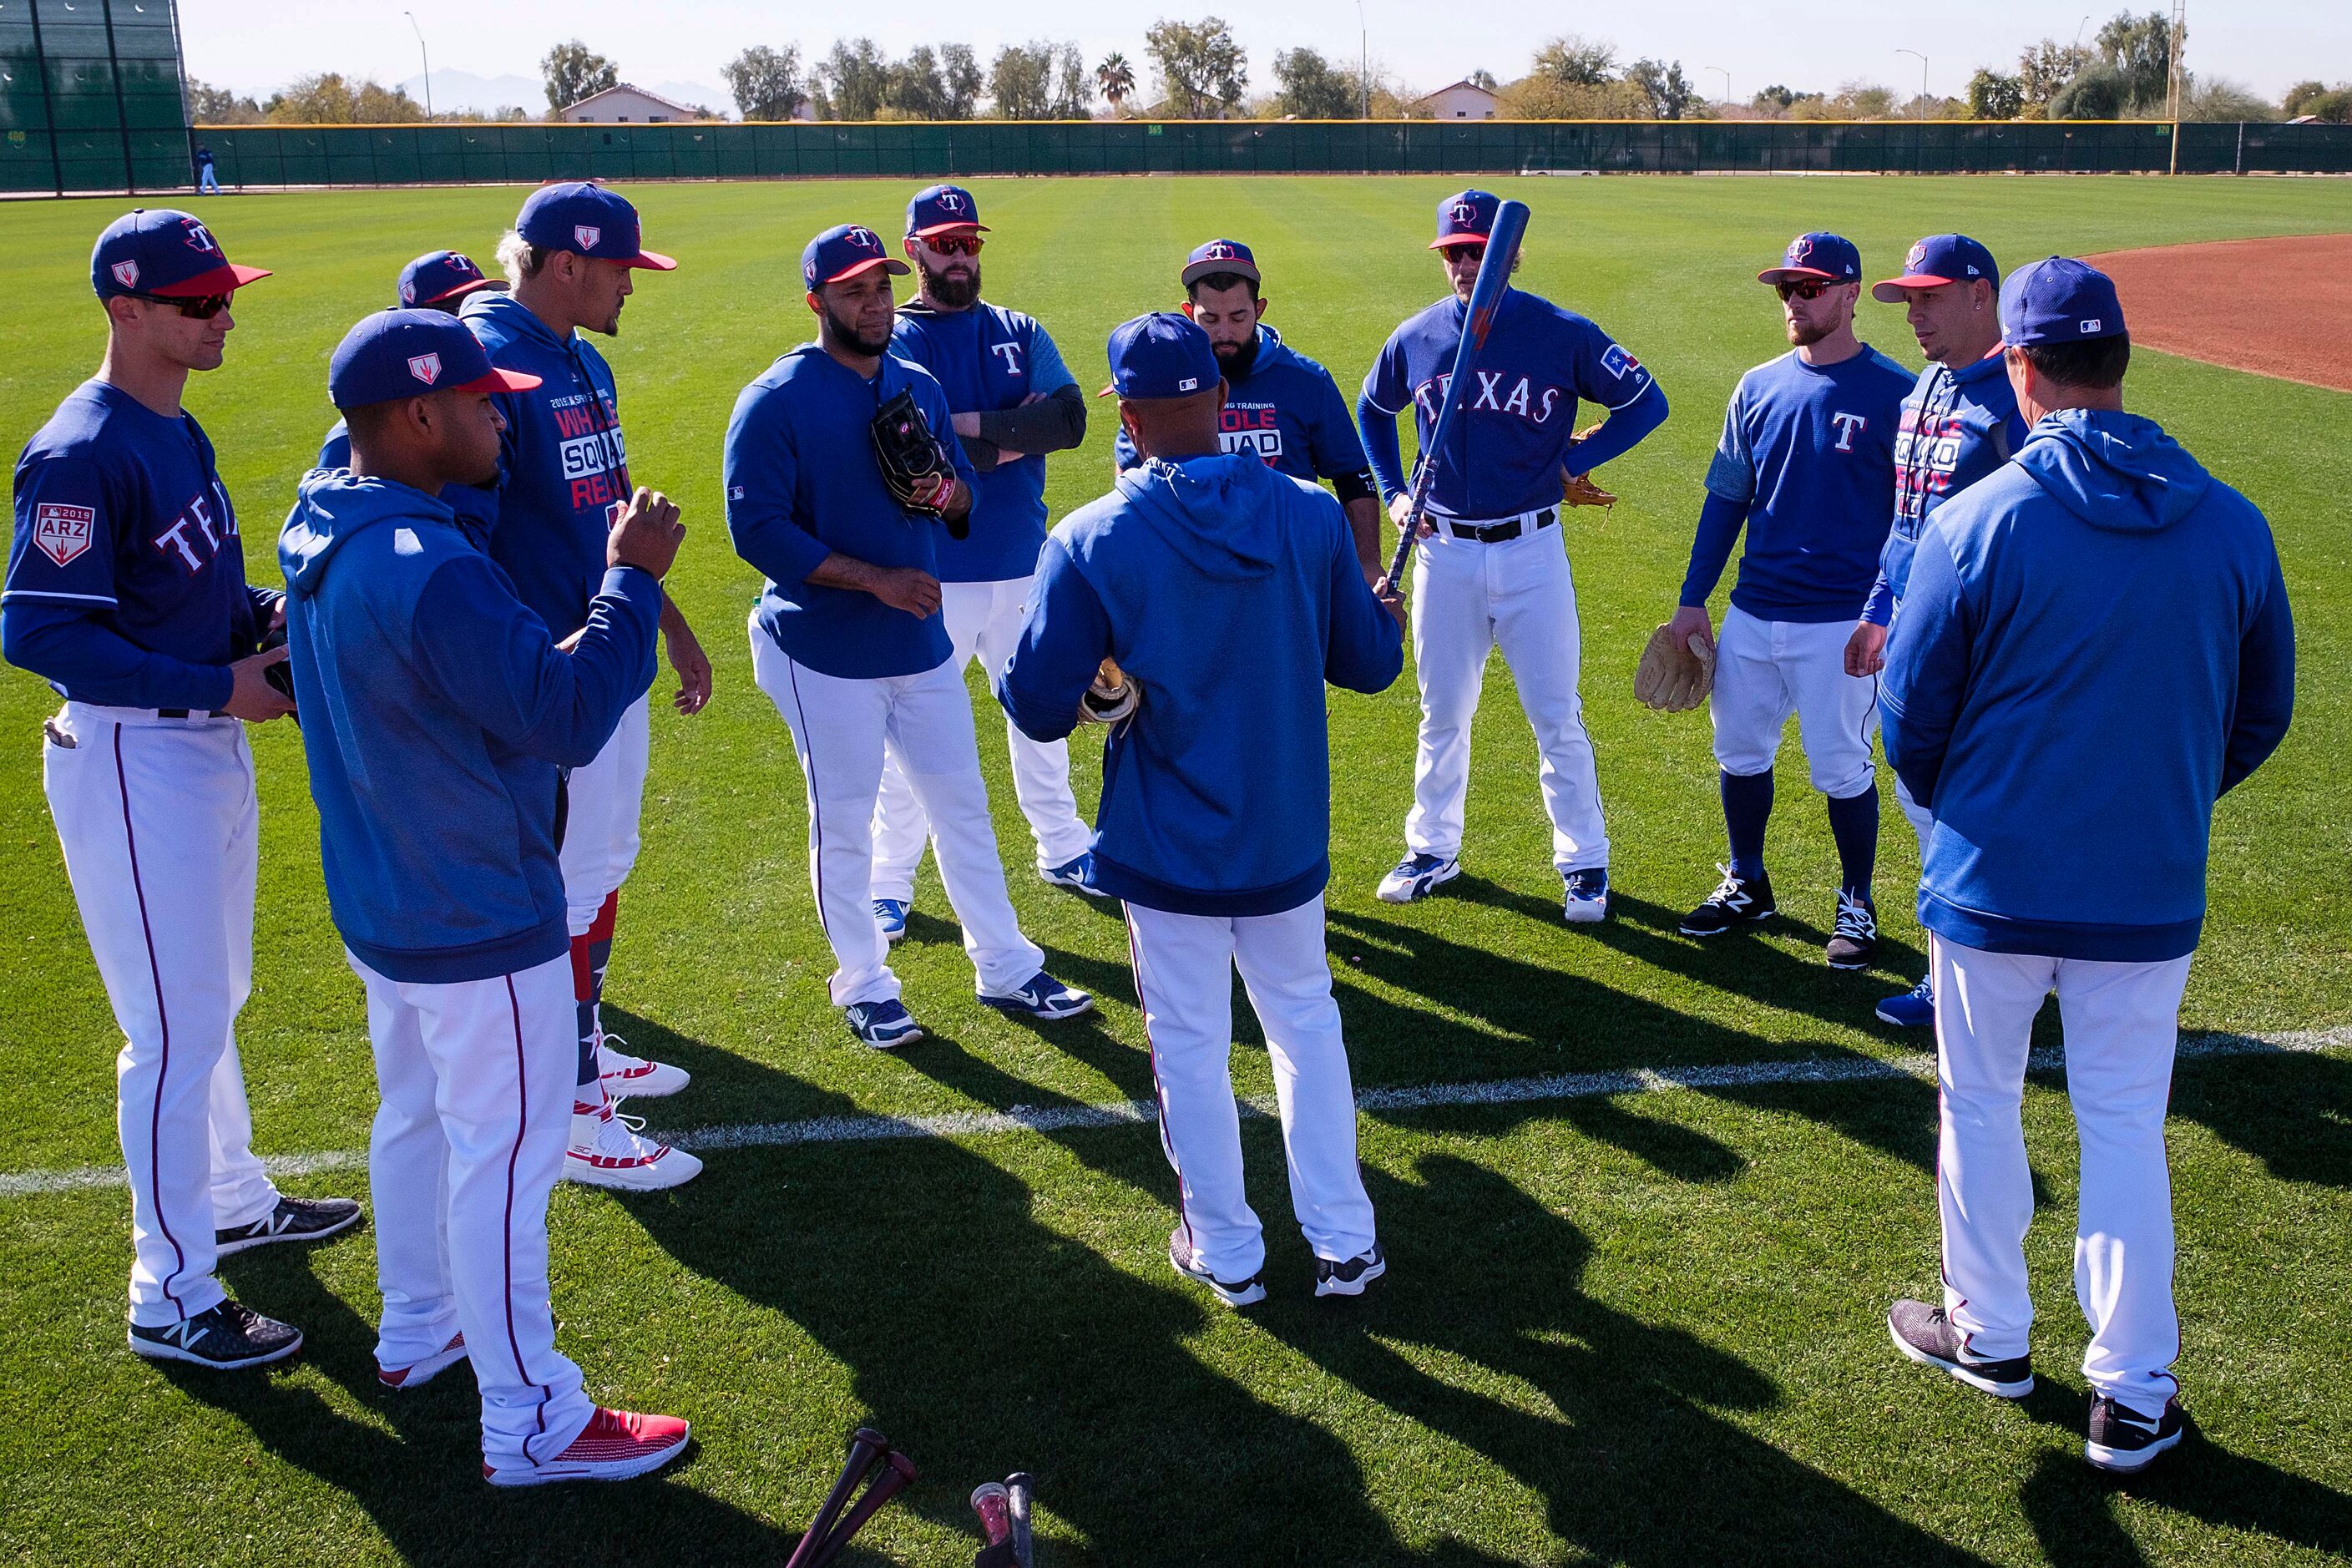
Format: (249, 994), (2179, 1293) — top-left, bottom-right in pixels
(1, 175), (2347, 1565)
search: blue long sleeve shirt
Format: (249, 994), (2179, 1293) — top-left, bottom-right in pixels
(279, 470), (660, 984)
(1882, 409), (2294, 963)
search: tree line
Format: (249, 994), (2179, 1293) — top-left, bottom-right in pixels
(185, 13), (2337, 127)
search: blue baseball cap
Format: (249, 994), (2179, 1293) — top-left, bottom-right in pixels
(1181, 238), (1260, 287)
(515, 183), (675, 270)
(397, 249), (502, 308)
(1101, 311), (1221, 401)
(1999, 257), (2127, 346)
(906, 184), (988, 238)
(91, 208), (271, 300)
(802, 223), (910, 291)
(1872, 234), (1999, 304)
(327, 309), (541, 412)
(1432, 190), (1500, 250)
(1759, 232), (1862, 286)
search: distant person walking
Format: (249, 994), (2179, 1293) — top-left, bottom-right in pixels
(195, 144), (220, 196)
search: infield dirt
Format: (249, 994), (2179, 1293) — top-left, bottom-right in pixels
(2088, 231), (2352, 392)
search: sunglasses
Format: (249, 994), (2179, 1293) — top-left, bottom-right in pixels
(136, 291), (234, 320)
(1776, 279), (1841, 302)
(1439, 242), (1489, 261)
(923, 235), (984, 257)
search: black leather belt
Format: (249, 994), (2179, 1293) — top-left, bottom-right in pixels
(1445, 509), (1557, 544)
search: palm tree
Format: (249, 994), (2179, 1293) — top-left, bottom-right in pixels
(1096, 52), (1136, 114)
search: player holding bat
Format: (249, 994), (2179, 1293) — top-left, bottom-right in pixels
(727, 223), (1089, 1049)
(1358, 190), (1668, 923)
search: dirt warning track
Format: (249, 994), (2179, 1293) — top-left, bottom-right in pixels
(2085, 233), (2352, 393)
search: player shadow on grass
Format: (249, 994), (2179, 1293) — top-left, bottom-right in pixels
(1251, 1152), (2000, 1566)
(626, 1042), (1478, 1566)
(1326, 899), (1941, 1179)
(2011, 1383), (2352, 1561)
(172, 1245), (800, 1566)
(2162, 1039), (2352, 1191)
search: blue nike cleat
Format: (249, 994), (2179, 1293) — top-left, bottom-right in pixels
(1039, 852), (1105, 895)
(1877, 976), (1935, 1028)
(1376, 852), (1459, 903)
(980, 972), (1095, 1022)
(873, 898), (910, 943)
(845, 998), (923, 1049)
(1561, 867), (1611, 924)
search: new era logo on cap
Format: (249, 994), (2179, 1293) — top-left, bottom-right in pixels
(407, 353), (442, 385)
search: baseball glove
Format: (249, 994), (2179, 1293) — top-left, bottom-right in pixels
(1633, 623), (1715, 712)
(1561, 422), (1616, 509)
(871, 389), (968, 539)
(1077, 657), (1138, 726)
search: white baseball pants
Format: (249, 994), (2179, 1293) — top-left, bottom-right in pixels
(1405, 522), (1608, 873)
(43, 706), (281, 1328)
(557, 693), (650, 936)
(872, 576), (1091, 899)
(1125, 897), (1375, 1282)
(750, 615), (1044, 1006)
(353, 950), (595, 1467)
(1931, 935), (2193, 1419)
(1709, 607), (1877, 797)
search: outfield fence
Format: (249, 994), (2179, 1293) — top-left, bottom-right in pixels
(8, 117), (2352, 195)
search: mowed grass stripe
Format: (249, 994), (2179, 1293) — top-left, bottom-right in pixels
(6, 1025), (2338, 1200)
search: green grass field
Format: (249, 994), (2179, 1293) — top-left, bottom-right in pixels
(2, 174), (2348, 1565)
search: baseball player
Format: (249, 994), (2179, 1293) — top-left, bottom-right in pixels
(1882, 259), (2294, 1474)
(282, 307), (690, 1483)
(1848, 234), (2027, 1029)
(727, 222), (1090, 1047)
(1671, 234), (1914, 967)
(867, 185), (1096, 941)
(319, 250), (507, 471)
(463, 183), (707, 1190)
(1000, 312), (1405, 1303)
(1358, 190), (1669, 922)
(3, 210), (358, 1370)
(1113, 238), (1384, 580)
(194, 144), (220, 196)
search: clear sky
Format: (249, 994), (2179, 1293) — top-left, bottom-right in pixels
(179, 0), (2340, 106)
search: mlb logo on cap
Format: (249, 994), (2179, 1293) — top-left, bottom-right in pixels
(1999, 255), (2127, 346)
(1872, 234), (2000, 303)
(90, 207), (272, 301)
(803, 223), (912, 290)
(1102, 311), (1222, 401)
(514, 183), (677, 271)
(1759, 231), (1862, 286)
(1181, 237), (1261, 286)
(906, 184), (989, 238)
(1430, 190), (1500, 249)
(328, 308), (542, 411)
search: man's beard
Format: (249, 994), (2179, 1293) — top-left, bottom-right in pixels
(821, 300), (893, 357)
(1211, 329), (1260, 380)
(1788, 316), (1836, 348)
(918, 255), (981, 310)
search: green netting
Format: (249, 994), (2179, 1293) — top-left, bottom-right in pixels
(179, 119), (2352, 190)
(1, 0), (190, 193)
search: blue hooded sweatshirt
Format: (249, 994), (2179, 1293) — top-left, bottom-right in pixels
(999, 453), (1403, 916)
(279, 470), (661, 984)
(1882, 408), (2294, 962)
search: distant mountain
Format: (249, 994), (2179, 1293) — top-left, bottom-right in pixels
(398, 69), (542, 116)
(395, 70), (733, 119)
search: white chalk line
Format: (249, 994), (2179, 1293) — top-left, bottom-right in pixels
(3, 1025), (2344, 1201)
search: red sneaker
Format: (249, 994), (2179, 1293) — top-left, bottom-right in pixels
(377, 1332), (467, 1389)
(483, 1406), (690, 1487)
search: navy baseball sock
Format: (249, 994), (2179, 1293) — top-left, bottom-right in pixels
(1827, 784), (1879, 900)
(573, 892), (618, 1092)
(1721, 768), (1773, 883)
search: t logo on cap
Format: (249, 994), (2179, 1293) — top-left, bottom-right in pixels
(935, 191), (965, 213)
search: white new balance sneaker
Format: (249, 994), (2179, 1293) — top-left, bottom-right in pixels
(595, 1032), (689, 1099)
(564, 1098), (701, 1191)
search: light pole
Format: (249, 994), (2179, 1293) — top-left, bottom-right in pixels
(1705, 65), (1729, 111)
(1354, 0), (1368, 119)
(1896, 48), (1927, 119)
(405, 11), (432, 119)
